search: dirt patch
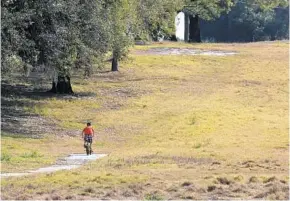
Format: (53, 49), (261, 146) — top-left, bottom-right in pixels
(134, 47), (237, 56)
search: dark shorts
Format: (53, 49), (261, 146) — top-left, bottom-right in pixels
(84, 135), (93, 143)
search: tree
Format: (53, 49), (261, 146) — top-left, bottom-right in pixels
(1, 0), (111, 93)
(231, 1), (275, 41)
(106, 0), (182, 71)
(247, 0), (289, 10)
(106, 0), (137, 72)
(1, 0), (38, 75)
(1, 0), (184, 91)
(199, 0), (289, 42)
(265, 6), (289, 40)
(40, 0), (111, 93)
(235, 0), (289, 41)
(136, 0), (183, 41)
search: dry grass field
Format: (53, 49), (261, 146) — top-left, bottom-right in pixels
(1, 41), (289, 200)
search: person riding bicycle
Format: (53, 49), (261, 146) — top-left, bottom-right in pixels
(82, 122), (95, 151)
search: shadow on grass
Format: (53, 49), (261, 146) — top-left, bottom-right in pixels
(95, 70), (112, 74)
(1, 96), (54, 138)
(1, 82), (96, 138)
(1, 82), (96, 100)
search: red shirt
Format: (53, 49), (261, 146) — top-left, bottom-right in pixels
(83, 126), (94, 135)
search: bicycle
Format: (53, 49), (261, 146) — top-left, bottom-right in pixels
(84, 136), (93, 155)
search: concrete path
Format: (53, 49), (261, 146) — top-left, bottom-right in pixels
(1, 153), (107, 177)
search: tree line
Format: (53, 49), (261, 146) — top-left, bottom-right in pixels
(200, 0), (289, 42)
(1, 0), (288, 93)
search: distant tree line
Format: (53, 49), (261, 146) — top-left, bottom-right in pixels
(200, 1), (289, 42)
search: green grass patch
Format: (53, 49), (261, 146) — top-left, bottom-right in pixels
(20, 151), (43, 158)
(1, 153), (12, 162)
(1, 135), (83, 173)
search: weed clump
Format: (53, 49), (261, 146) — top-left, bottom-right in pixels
(16, 194), (30, 200)
(166, 185), (178, 192)
(216, 177), (233, 185)
(207, 185), (216, 192)
(144, 191), (164, 200)
(122, 190), (132, 197)
(182, 194), (195, 199)
(26, 184), (36, 189)
(181, 181), (192, 187)
(249, 176), (259, 183)
(233, 175), (244, 182)
(65, 195), (76, 200)
(280, 180), (286, 184)
(193, 143), (202, 149)
(263, 176), (278, 183)
(84, 187), (95, 193)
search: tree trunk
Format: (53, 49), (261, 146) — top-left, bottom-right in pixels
(111, 57), (118, 71)
(189, 15), (201, 43)
(48, 76), (74, 94)
(49, 81), (57, 93)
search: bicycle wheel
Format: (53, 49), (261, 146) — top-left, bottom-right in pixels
(89, 143), (92, 155)
(85, 142), (90, 155)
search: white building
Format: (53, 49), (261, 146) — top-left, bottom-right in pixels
(175, 12), (185, 41)
(175, 11), (201, 43)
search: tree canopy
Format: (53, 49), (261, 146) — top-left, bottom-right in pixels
(183, 0), (234, 20)
(1, 0), (181, 82)
(2, 0), (110, 77)
(199, 0), (289, 42)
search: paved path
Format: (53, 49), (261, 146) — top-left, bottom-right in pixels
(1, 153), (107, 177)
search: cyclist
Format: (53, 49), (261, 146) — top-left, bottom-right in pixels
(82, 122), (95, 153)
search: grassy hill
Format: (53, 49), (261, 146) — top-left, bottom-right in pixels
(1, 41), (289, 200)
